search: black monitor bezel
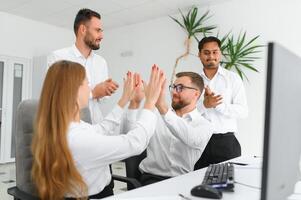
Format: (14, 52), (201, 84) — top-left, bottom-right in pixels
(261, 42), (274, 200)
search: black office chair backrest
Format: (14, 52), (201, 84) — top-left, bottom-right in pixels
(124, 150), (146, 190)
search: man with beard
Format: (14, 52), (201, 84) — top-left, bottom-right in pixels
(194, 36), (248, 169)
(48, 8), (118, 124)
(122, 71), (212, 185)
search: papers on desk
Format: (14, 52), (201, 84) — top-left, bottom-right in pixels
(109, 195), (182, 200)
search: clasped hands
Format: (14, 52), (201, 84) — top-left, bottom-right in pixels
(203, 86), (223, 108)
(92, 78), (119, 99)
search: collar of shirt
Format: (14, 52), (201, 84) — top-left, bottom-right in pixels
(200, 65), (227, 81)
(169, 107), (200, 121)
(72, 44), (95, 60)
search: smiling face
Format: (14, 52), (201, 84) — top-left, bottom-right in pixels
(171, 76), (200, 111)
(83, 16), (103, 50)
(198, 41), (222, 69)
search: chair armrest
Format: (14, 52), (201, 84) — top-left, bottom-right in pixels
(7, 186), (39, 200)
(112, 174), (142, 189)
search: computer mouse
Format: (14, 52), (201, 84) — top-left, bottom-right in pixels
(191, 184), (222, 199)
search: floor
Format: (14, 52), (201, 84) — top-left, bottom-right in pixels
(0, 162), (127, 200)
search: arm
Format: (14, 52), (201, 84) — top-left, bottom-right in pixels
(91, 60), (119, 100)
(162, 109), (213, 149)
(214, 77), (248, 118)
(92, 71), (136, 135)
(92, 105), (125, 135)
(74, 65), (166, 167)
(72, 109), (157, 168)
(120, 73), (145, 134)
(119, 108), (138, 134)
(155, 81), (212, 149)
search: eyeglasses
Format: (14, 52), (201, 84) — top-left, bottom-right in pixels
(169, 84), (198, 93)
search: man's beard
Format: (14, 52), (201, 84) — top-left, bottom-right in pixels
(206, 62), (216, 68)
(171, 99), (189, 110)
(203, 60), (218, 68)
(84, 35), (100, 50)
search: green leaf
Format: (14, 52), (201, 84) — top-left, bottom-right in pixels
(171, 7), (217, 42)
(170, 16), (185, 30)
(239, 63), (259, 72)
(190, 7), (198, 28)
(219, 31), (263, 80)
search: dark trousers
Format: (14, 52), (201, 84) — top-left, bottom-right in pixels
(140, 172), (171, 186)
(194, 132), (241, 170)
(65, 178), (114, 200)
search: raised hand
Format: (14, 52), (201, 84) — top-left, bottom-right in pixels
(143, 64), (166, 110)
(155, 78), (168, 114)
(92, 78), (119, 99)
(129, 73), (145, 109)
(118, 71), (135, 108)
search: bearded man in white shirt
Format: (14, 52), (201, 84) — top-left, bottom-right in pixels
(123, 71), (213, 185)
(195, 36), (249, 169)
(48, 8), (118, 124)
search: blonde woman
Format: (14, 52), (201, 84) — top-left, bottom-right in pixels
(31, 60), (165, 200)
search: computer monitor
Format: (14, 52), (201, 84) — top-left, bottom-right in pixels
(261, 42), (301, 200)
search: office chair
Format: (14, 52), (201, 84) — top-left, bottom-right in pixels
(7, 99), (144, 199)
(114, 151), (147, 190)
(7, 99), (39, 200)
(113, 150), (207, 190)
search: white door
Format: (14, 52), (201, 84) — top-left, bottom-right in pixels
(0, 56), (32, 163)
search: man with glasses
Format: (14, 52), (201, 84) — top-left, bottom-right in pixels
(122, 71), (212, 185)
(194, 36), (248, 169)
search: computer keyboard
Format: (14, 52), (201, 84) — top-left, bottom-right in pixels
(202, 162), (235, 191)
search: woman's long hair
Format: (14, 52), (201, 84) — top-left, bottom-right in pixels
(31, 60), (87, 200)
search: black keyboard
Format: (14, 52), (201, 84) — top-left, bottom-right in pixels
(202, 162), (235, 191)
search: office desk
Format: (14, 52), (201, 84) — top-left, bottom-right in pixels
(105, 157), (263, 200)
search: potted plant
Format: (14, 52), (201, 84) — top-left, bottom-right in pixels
(171, 7), (263, 81)
(220, 32), (264, 80)
(170, 7), (216, 84)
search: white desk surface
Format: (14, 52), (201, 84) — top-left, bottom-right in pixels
(103, 156), (301, 200)
(104, 156), (264, 200)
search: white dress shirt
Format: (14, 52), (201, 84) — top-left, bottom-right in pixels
(122, 108), (213, 177)
(48, 45), (109, 124)
(66, 105), (157, 197)
(198, 66), (248, 133)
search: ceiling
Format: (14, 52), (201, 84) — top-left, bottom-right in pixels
(0, 0), (227, 30)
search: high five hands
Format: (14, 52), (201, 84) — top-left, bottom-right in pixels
(129, 73), (145, 109)
(118, 64), (166, 110)
(143, 64), (166, 110)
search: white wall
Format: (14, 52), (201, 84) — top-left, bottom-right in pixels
(0, 11), (74, 59)
(99, 0), (301, 156)
(0, 11), (74, 98)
